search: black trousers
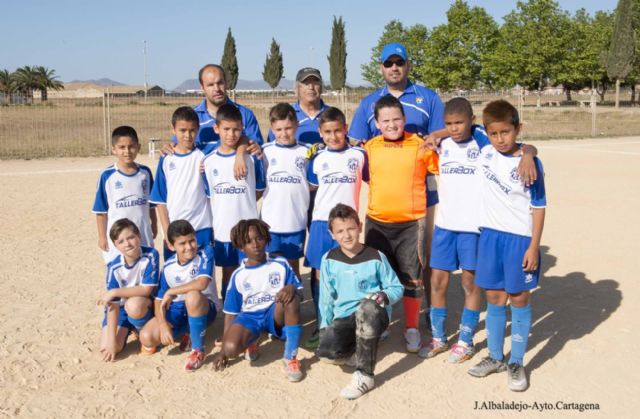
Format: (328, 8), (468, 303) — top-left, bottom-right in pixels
(316, 298), (389, 376)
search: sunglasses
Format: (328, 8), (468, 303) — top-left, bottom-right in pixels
(383, 59), (406, 68)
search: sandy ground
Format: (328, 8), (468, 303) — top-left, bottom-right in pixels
(0, 137), (639, 418)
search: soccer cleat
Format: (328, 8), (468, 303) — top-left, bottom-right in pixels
(404, 328), (422, 353)
(283, 358), (303, 382)
(507, 363), (528, 391)
(447, 342), (475, 364)
(468, 356), (507, 377)
(184, 349), (205, 372)
(139, 344), (157, 355)
(417, 338), (448, 359)
(340, 370), (375, 400)
(179, 334), (191, 352)
(244, 342), (259, 362)
(301, 330), (320, 351)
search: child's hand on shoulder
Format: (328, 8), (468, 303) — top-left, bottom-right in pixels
(246, 140), (262, 157)
(161, 142), (176, 156)
(276, 285), (296, 305)
(421, 132), (441, 151)
(522, 246), (539, 272)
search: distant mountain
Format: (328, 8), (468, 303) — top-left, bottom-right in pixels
(173, 78), (295, 92)
(68, 78), (126, 86)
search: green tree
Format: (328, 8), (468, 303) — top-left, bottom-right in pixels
(33, 66), (63, 101)
(221, 27), (239, 90)
(328, 16), (348, 90)
(361, 21), (429, 87)
(419, 0), (499, 90)
(606, 0), (636, 107)
(483, 0), (569, 105)
(262, 38), (284, 90)
(13, 65), (39, 102)
(0, 69), (15, 95)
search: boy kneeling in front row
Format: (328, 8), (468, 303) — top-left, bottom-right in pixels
(317, 204), (403, 400)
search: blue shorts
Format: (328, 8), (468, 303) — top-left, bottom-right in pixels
(214, 240), (245, 267)
(101, 305), (133, 330)
(165, 300), (217, 339)
(304, 220), (338, 269)
(233, 304), (284, 341)
(163, 227), (213, 260)
(426, 173), (439, 208)
(475, 228), (540, 294)
(430, 226), (479, 271)
(267, 230), (306, 259)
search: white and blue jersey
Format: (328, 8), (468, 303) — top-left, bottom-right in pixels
(348, 81), (445, 143)
(223, 257), (303, 315)
(193, 99), (264, 146)
(150, 148), (213, 234)
(436, 125), (490, 233)
(203, 150), (265, 243)
(261, 142), (310, 233)
(307, 145), (368, 222)
(267, 101), (329, 145)
(479, 145), (546, 237)
(105, 246), (160, 304)
(92, 163), (155, 263)
(156, 246), (220, 306)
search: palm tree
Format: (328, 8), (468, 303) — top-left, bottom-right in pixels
(0, 69), (15, 104)
(34, 66), (63, 101)
(13, 65), (39, 103)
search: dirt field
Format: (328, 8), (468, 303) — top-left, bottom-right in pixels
(0, 137), (638, 418)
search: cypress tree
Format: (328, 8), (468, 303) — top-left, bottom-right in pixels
(328, 16), (347, 90)
(221, 27), (239, 90)
(262, 38), (284, 89)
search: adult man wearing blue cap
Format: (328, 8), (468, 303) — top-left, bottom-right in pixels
(349, 42), (445, 347)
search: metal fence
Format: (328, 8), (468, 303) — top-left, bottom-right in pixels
(1, 88), (640, 159)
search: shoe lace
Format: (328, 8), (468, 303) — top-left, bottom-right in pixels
(508, 363), (521, 377)
(288, 359), (301, 372)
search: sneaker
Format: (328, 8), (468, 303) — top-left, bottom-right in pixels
(507, 363), (528, 391)
(179, 334), (191, 352)
(468, 356), (507, 377)
(340, 370), (375, 400)
(139, 344), (157, 355)
(418, 338), (447, 359)
(244, 342), (259, 362)
(404, 328), (422, 353)
(283, 358), (303, 382)
(184, 349), (205, 372)
(447, 342), (475, 364)
(301, 330), (320, 351)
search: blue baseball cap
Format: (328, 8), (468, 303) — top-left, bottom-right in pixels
(380, 43), (408, 62)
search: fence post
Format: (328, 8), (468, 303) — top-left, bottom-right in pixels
(103, 90), (108, 154)
(518, 85), (524, 123)
(106, 88), (112, 152)
(591, 88), (597, 137)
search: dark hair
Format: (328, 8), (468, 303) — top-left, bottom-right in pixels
(318, 106), (346, 127)
(445, 97), (474, 118)
(374, 95), (405, 120)
(198, 64), (226, 85)
(109, 218), (140, 242)
(230, 219), (271, 249)
(111, 126), (139, 146)
(328, 204), (360, 232)
(172, 106), (199, 127)
(483, 99), (520, 128)
(167, 220), (196, 245)
(269, 102), (298, 124)
(216, 102), (243, 124)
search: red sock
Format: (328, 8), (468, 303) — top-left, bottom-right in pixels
(403, 296), (422, 329)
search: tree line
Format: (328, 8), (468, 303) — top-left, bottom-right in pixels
(0, 66), (63, 102)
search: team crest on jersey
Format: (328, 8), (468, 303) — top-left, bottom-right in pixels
(443, 149), (449, 158)
(190, 265), (198, 277)
(242, 279), (252, 291)
(115, 181), (123, 189)
(212, 168), (219, 177)
(141, 179), (147, 190)
(270, 157), (277, 166)
(169, 162), (176, 171)
(269, 272), (281, 287)
(467, 147), (480, 161)
(357, 279), (368, 291)
(322, 162), (329, 171)
(416, 97), (423, 105)
(347, 158), (359, 173)
(509, 167), (520, 183)
(295, 156), (305, 171)
(175, 275), (183, 284)
(120, 278), (128, 286)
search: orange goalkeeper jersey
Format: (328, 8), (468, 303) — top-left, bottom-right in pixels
(364, 132), (439, 223)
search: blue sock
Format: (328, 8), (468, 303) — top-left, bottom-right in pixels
(188, 314), (208, 352)
(509, 305), (532, 366)
(430, 307), (447, 341)
(283, 325), (303, 360)
(486, 304), (506, 361)
(128, 309), (152, 331)
(458, 308), (480, 346)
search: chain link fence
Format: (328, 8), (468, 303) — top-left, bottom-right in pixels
(1, 88), (640, 159)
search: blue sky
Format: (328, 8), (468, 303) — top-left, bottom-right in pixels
(1, 0), (618, 89)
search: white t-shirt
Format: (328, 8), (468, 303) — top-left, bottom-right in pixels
(105, 246), (159, 305)
(261, 142), (310, 233)
(203, 150), (265, 242)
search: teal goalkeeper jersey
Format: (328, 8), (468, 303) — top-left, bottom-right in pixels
(319, 245), (403, 328)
